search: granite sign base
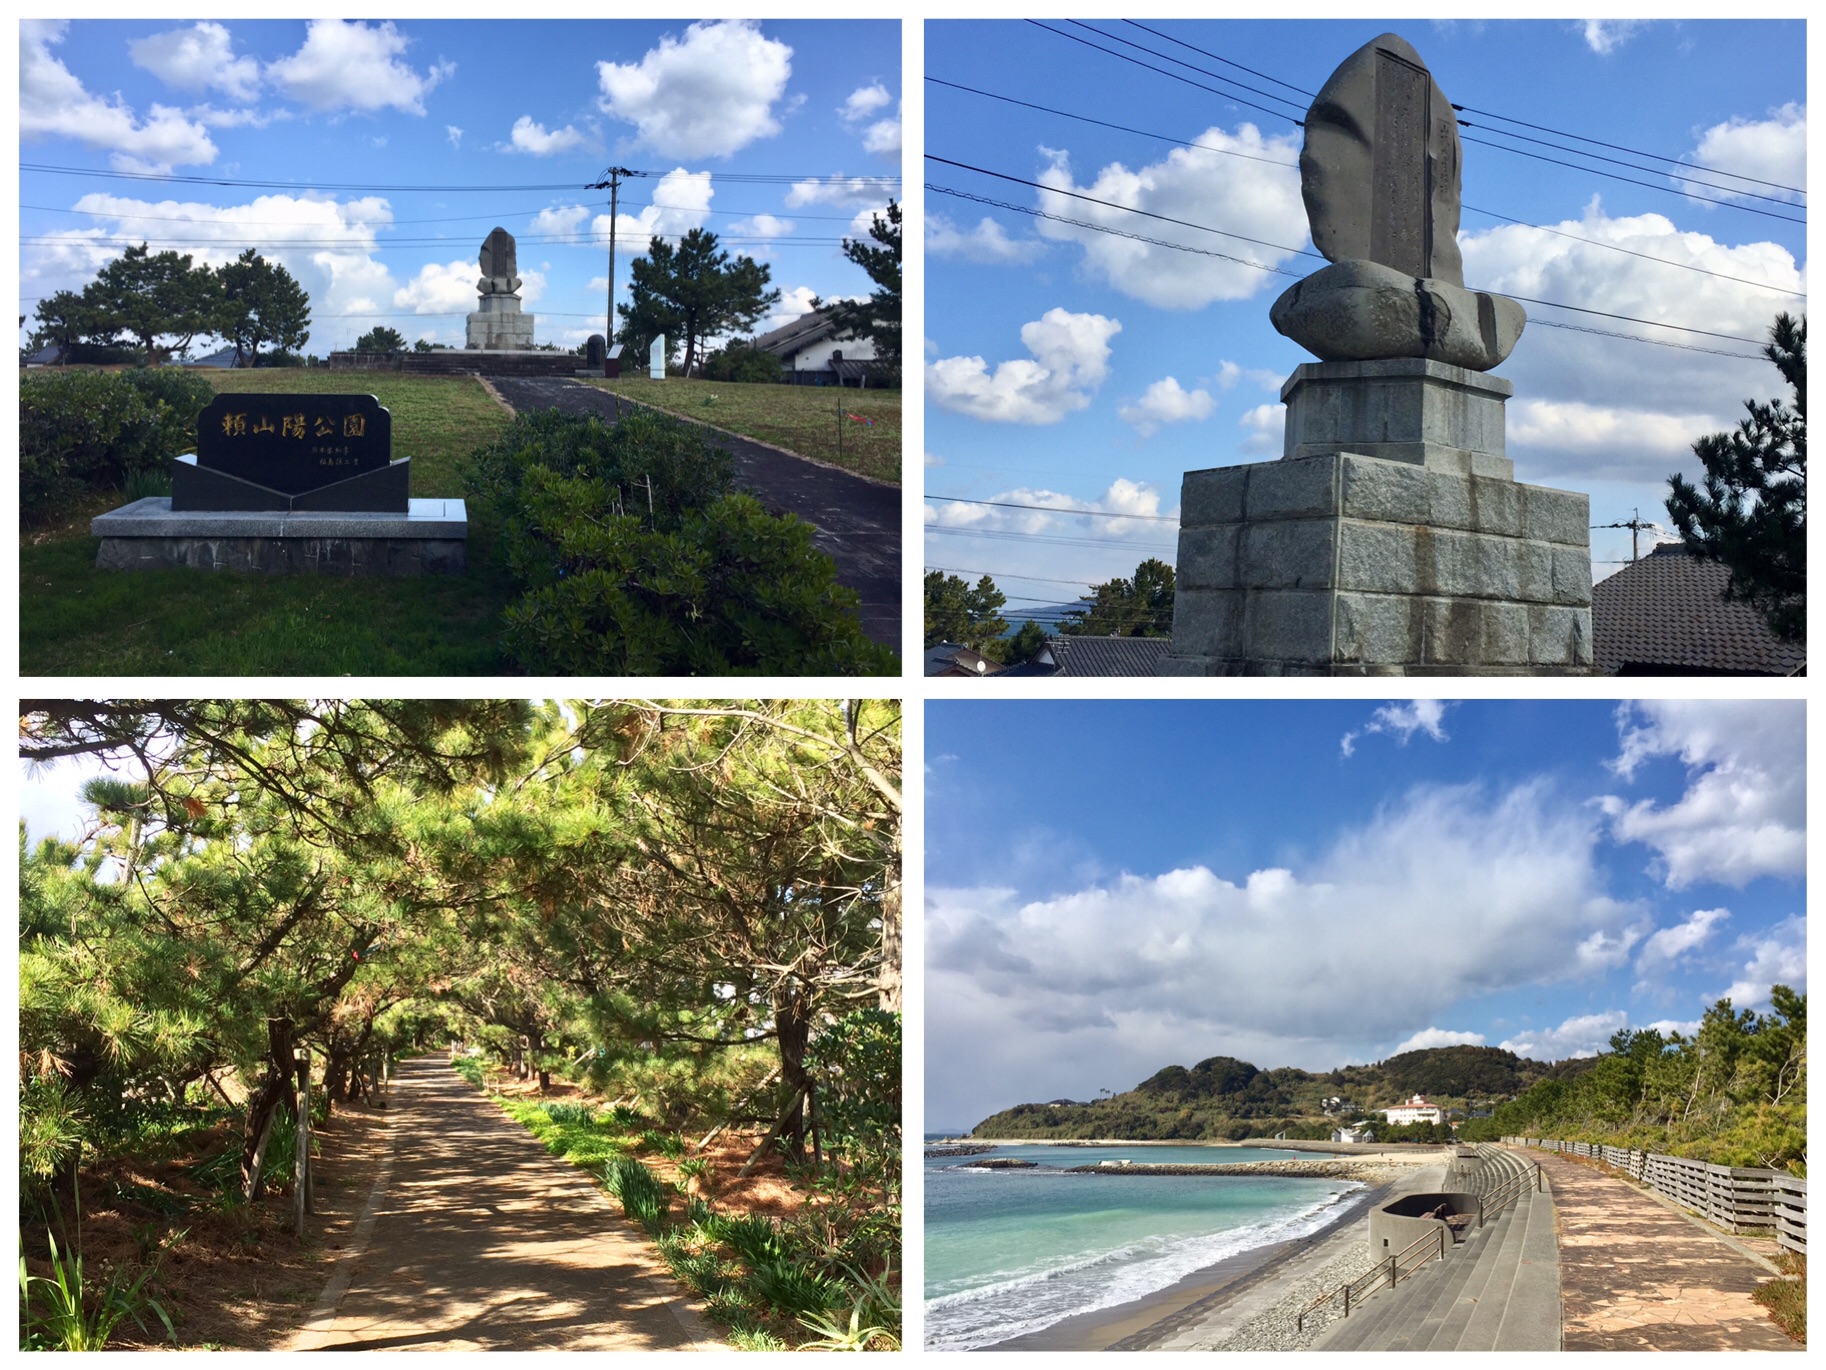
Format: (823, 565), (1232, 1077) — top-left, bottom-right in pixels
(91, 497), (468, 576)
(1159, 452), (1592, 676)
(171, 454), (410, 513)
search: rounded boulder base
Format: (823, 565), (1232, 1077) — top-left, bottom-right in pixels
(1271, 259), (1526, 371)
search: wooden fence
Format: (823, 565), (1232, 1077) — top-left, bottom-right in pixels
(1507, 1137), (1805, 1257)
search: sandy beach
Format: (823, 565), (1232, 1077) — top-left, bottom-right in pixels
(971, 1147), (1446, 1352)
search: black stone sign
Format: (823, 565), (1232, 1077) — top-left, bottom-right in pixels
(196, 392), (392, 497)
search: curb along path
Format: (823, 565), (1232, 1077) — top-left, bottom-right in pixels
(484, 377), (901, 651)
(287, 1057), (715, 1351)
(1534, 1149), (1798, 1351)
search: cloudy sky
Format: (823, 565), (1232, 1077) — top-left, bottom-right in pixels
(21, 19), (900, 354)
(924, 19), (1806, 616)
(925, 699), (1805, 1131)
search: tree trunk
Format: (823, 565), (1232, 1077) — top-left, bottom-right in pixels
(774, 987), (811, 1164)
(240, 1018), (297, 1200)
(878, 864), (902, 1013)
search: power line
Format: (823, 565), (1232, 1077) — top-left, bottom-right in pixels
(1454, 103), (1805, 197)
(1120, 20), (1315, 99)
(1019, 25), (1804, 225)
(21, 162), (898, 194)
(1024, 20), (1305, 126)
(928, 564), (1110, 588)
(927, 524), (1179, 553)
(1065, 20), (1310, 122)
(929, 184), (1303, 278)
(1453, 117), (1802, 209)
(928, 158), (1784, 355)
(927, 494), (1177, 522)
(927, 76), (1804, 298)
(20, 232), (847, 251)
(926, 155), (1321, 262)
(21, 200), (881, 228)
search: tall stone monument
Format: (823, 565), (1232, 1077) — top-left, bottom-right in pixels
(465, 227), (535, 349)
(1162, 33), (1592, 675)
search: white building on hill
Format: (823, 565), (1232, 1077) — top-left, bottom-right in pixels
(1382, 1093), (1445, 1126)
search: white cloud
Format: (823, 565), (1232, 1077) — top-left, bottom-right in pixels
(21, 21), (217, 171)
(191, 105), (280, 131)
(730, 213), (794, 238)
(597, 20), (790, 159)
(129, 22), (261, 103)
(1714, 915), (1805, 1009)
(446, 125), (463, 148)
(863, 108), (902, 159)
(786, 176), (900, 209)
(589, 168), (715, 255)
(1636, 907), (1731, 973)
(1118, 376), (1215, 437)
(927, 214), (1043, 265)
(840, 83), (891, 123)
(1340, 701), (1450, 758)
(393, 260), (484, 315)
(1461, 201), (1803, 483)
(1237, 402), (1285, 454)
(927, 309), (1121, 424)
(1214, 360), (1282, 392)
(267, 19), (452, 116)
(1601, 701), (1805, 888)
(531, 204), (590, 244)
(504, 116), (586, 157)
(930, 781), (1639, 1096)
(1578, 20), (1651, 54)
(1681, 103), (1806, 204)
(757, 285), (821, 335)
(1500, 1010), (1629, 1060)
(1391, 1027), (1487, 1054)
(924, 452), (945, 468)
(1035, 127), (1306, 309)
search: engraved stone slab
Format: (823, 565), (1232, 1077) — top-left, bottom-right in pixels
(478, 227), (522, 296)
(196, 392), (391, 497)
(1301, 33), (1463, 287)
(649, 334), (666, 380)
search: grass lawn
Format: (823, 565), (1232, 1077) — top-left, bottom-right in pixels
(591, 376), (901, 485)
(21, 370), (519, 676)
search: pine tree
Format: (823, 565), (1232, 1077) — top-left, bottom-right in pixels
(617, 230), (779, 378)
(817, 201), (901, 376)
(1060, 557), (1176, 637)
(1666, 313), (1805, 643)
(217, 249), (311, 366)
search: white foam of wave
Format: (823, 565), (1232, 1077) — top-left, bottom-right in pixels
(924, 1184), (1359, 1351)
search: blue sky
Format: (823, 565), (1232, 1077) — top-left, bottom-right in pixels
(924, 19), (1806, 617)
(21, 19), (901, 354)
(925, 699), (1806, 1131)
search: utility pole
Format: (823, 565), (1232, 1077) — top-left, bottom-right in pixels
(587, 167), (641, 370)
(1594, 509), (1665, 562)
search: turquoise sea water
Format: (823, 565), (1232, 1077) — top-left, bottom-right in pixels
(924, 1142), (1360, 1351)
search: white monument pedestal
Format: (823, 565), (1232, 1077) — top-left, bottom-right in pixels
(466, 295), (534, 350)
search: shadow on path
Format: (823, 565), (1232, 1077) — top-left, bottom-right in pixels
(1536, 1150), (1798, 1350)
(484, 377), (900, 650)
(288, 1057), (713, 1351)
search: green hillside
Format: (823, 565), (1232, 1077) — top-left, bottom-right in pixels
(970, 1046), (1562, 1142)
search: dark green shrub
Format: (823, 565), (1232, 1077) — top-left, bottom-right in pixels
(467, 410), (895, 675)
(700, 344), (784, 384)
(19, 369), (213, 526)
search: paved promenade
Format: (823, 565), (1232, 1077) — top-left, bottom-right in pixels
(1534, 1149), (1798, 1351)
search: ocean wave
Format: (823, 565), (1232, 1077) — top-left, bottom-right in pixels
(924, 1184), (1358, 1351)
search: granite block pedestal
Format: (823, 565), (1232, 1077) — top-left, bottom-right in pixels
(1160, 452), (1591, 675)
(93, 497), (469, 576)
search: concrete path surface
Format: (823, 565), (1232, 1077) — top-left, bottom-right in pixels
(1534, 1149), (1798, 1351)
(287, 1057), (717, 1351)
(484, 377), (901, 651)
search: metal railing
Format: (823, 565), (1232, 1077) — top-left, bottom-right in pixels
(1295, 1225), (1446, 1332)
(1476, 1159), (1542, 1227)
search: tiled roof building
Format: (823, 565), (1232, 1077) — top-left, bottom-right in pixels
(1591, 543), (1804, 676)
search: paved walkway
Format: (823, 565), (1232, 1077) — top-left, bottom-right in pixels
(286, 1057), (715, 1351)
(1533, 1150), (1798, 1351)
(486, 377), (900, 650)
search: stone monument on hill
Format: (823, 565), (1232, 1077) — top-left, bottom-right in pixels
(1162, 33), (1592, 675)
(465, 227), (535, 350)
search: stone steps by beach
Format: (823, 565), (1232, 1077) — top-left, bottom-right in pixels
(1313, 1155), (1560, 1352)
